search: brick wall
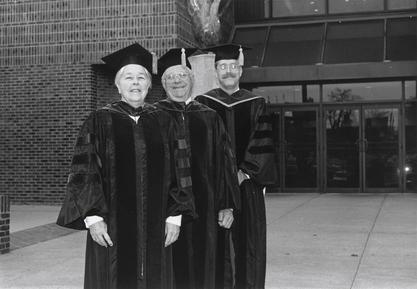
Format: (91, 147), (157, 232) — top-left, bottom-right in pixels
(0, 64), (95, 204)
(0, 195), (10, 254)
(0, 0), (196, 65)
(0, 0), (195, 204)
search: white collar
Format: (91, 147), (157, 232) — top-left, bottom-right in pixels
(185, 97), (192, 105)
(129, 115), (140, 123)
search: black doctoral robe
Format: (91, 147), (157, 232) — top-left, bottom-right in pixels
(56, 101), (196, 289)
(155, 99), (240, 289)
(196, 89), (278, 289)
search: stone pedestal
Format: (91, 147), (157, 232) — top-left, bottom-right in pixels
(0, 195), (10, 254)
(188, 53), (218, 99)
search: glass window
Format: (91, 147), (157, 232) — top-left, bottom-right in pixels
(232, 27), (268, 67)
(263, 24), (324, 66)
(405, 81), (416, 101)
(386, 17), (417, 61)
(272, 0), (325, 17)
(235, 0), (267, 22)
(253, 85), (303, 103)
(405, 102), (417, 191)
(284, 109), (318, 188)
(307, 85), (320, 102)
(388, 0), (417, 10)
(323, 82), (402, 102)
(329, 0), (383, 14)
(364, 107), (400, 188)
(324, 20), (384, 64)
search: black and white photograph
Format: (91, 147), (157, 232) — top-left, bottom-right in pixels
(0, 0), (416, 288)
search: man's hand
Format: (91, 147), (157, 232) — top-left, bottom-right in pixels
(237, 170), (249, 185)
(218, 208), (234, 229)
(165, 222), (180, 247)
(89, 220), (113, 248)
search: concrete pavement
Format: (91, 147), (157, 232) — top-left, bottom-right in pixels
(0, 193), (416, 289)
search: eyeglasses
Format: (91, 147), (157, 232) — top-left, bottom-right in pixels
(216, 63), (240, 71)
(166, 72), (189, 82)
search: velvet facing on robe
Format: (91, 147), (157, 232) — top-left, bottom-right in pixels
(57, 101), (196, 289)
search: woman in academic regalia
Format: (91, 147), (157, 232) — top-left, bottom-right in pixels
(57, 43), (196, 289)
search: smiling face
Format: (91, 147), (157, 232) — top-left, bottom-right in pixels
(115, 64), (151, 108)
(162, 65), (193, 103)
(215, 59), (242, 92)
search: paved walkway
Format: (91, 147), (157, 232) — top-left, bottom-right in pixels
(0, 193), (416, 289)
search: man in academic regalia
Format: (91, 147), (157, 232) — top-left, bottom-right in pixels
(56, 43), (196, 289)
(195, 44), (278, 289)
(155, 48), (240, 289)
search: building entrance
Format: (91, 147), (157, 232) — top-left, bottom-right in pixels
(270, 102), (410, 193)
(324, 104), (400, 192)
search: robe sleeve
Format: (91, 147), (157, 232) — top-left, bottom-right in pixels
(165, 117), (197, 220)
(240, 100), (278, 186)
(215, 115), (241, 212)
(56, 112), (109, 230)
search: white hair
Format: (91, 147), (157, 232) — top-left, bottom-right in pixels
(114, 64), (152, 89)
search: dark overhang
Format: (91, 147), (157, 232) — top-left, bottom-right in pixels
(241, 61), (417, 84)
(233, 15), (416, 84)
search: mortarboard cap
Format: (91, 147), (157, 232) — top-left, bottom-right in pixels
(203, 43), (250, 65)
(101, 42), (157, 75)
(158, 48), (198, 75)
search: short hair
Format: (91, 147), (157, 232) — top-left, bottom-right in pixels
(161, 65), (194, 92)
(114, 64), (152, 89)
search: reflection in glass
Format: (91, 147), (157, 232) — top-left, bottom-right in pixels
(264, 24), (324, 66)
(323, 82), (402, 102)
(235, 0), (267, 21)
(272, 0), (325, 17)
(388, 0), (417, 10)
(405, 103), (417, 191)
(284, 110), (317, 188)
(307, 85), (320, 102)
(365, 108), (399, 188)
(386, 18), (417, 61)
(324, 21), (384, 64)
(232, 27), (268, 67)
(329, 0), (383, 13)
(253, 85), (320, 103)
(405, 81), (416, 100)
(253, 86), (302, 103)
(326, 108), (360, 188)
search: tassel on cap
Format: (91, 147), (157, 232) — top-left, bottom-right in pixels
(238, 45), (244, 66)
(151, 52), (158, 74)
(181, 48), (186, 67)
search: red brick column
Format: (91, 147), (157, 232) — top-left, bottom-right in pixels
(0, 195), (10, 254)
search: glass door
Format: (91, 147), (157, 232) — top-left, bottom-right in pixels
(283, 108), (318, 190)
(324, 104), (402, 192)
(325, 106), (361, 191)
(363, 106), (401, 191)
(404, 102), (417, 191)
